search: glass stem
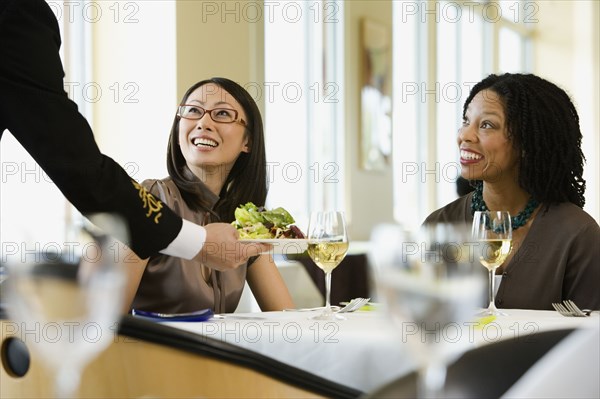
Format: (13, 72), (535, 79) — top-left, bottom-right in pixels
(418, 361), (447, 398)
(488, 268), (498, 311)
(324, 271), (332, 312)
(55, 366), (80, 399)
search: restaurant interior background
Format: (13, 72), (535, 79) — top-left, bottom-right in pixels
(1, 0), (599, 256)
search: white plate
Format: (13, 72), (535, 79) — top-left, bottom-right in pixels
(238, 239), (308, 255)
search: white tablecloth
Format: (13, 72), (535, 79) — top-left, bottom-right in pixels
(166, 309), (599, 393)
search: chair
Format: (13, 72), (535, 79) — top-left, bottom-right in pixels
(503, 325), (599, 398)
(362, 328), (575, 398)
(1, 310), (362, 398)
(291, 253), (371, 305)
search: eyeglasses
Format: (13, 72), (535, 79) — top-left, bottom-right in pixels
(177, 104), (246, 126)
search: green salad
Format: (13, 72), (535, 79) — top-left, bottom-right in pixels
(232, 202), (305, 239)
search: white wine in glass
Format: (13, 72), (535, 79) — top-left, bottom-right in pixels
(472, 211), (513, 316)
(306, 211), (349, 320)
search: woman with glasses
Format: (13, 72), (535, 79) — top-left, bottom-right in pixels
(122, 78), (294, 313)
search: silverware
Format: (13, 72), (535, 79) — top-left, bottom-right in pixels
(563, 300), (593, 316)
(283, 297), (370, 313)
(552, 302), (572, 316)
(337, 297), (370, 313)
(283, 306), (341, 312)
(213, 315), (268, 320)
(552, 300), (592, 317)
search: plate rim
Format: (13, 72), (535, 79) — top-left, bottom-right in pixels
(238, 238), (308, 244)
(238, 238), (308, 255)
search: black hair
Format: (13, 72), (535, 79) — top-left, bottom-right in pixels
(456, 176), (475, 196)
(166, 77), (267, 222)
(463, 73), (586, 208)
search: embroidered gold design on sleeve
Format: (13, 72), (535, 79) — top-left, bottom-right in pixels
(132, 181), (163, 224)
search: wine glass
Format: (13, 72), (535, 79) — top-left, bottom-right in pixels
(3, 213), (127, 398)
(306, 211), (349, 320)
(472, 211), (513, 316)
(369, 223), (485, 398)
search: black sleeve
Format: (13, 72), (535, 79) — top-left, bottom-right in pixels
(0, 0), (182, 259)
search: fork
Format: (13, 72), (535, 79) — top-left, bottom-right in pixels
(337, 297), (370, 313)
(552, 300), (592, 317)
(283, 306), (341, 312)
(563, 300), (593, 316)
(552, 302), (574, 317)
(284, 298), (370, 313)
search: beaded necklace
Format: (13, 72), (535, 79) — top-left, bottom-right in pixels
(470, 181), (539, 230)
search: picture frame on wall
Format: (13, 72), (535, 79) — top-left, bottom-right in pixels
(360, 18), (392, 171)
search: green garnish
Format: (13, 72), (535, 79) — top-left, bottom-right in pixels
(232, 202), (303, 239)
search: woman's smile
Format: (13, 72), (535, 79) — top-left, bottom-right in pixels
(460, 148), (483, 164)
(190, 135), (219, 150)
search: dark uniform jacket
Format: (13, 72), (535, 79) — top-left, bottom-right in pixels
(0, 0), (182, 258)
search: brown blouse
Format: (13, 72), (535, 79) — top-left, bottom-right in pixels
(424, 193), (600, 310)
(130, 178), (246, 314)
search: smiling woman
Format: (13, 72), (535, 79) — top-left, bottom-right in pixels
(117, 77), (295, 315)
(458, 89), (521, 185)
(424, 73), (600, 312)
(174, 83), (251, 196)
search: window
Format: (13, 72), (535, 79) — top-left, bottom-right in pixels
(264, 0), (345, 227)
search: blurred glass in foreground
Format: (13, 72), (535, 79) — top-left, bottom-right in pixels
(369, 223), (485, 398)
(3, 213), (127, 398)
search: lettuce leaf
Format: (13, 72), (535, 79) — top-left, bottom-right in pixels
(232, 202), (297, 239)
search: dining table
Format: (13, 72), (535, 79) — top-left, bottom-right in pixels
(159, 308), (600, 393)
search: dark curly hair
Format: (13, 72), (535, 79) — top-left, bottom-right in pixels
(463, 73), (586, 208)
(166, 77), (267, 222)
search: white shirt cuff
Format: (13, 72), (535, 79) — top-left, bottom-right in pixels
(159, 219), (206, 260)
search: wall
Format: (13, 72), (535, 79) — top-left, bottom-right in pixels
(90, 1), (265, 180)
(344, 1), (394, 241)
(91, 1), (177, 182)
(175, 2), (265, 111)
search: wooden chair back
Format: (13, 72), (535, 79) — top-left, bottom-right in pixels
(1, 315), (362, 398)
